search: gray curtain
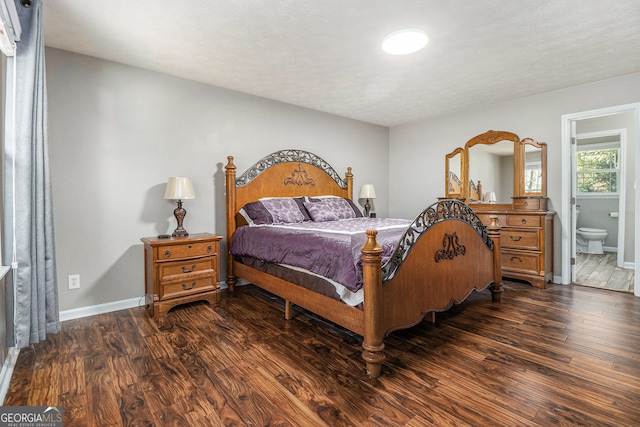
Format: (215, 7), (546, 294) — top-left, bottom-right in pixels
(3, 0), (58, 348)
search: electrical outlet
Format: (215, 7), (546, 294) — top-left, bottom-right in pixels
(68, 274), (80, 290)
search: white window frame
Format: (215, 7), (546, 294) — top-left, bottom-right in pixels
(576, 141), (620, 198)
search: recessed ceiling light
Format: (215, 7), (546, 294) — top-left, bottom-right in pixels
(382, 28), (429, 55)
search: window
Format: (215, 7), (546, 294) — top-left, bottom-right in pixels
(576, 143), (620, 195)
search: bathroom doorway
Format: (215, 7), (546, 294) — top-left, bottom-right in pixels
(561, 103), (639, 296)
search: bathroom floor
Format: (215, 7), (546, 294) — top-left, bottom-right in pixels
(575, 252), (635, 293)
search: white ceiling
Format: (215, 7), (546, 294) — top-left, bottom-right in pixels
(42, 0), (640, 127)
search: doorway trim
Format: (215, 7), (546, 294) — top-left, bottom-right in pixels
(561, 102), (640, 297)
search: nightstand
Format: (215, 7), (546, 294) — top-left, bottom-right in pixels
(141, 233), (222, 318)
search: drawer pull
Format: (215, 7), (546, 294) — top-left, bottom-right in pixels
(207, 245), (212, 252)
(182, 281), (196, 290)
(510, 256), (523, 263)
(521, 218), (527, 224)
(182, 264), (196, 273)
(524, 201), (529, 206)
(188, 244), (192, 249)
(509, 235), (522, 242)
(164, 250), (171, 257)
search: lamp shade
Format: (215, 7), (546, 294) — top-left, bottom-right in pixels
(359, 184), (377, 199)
(164, 177), (195, 200)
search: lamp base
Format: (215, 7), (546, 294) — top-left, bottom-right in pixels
(172, 200), (189, 237)
(172, 228), (189, 237)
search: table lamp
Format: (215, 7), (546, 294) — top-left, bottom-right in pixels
(164, 177), (195, 236)
(359, 184), (376, 217)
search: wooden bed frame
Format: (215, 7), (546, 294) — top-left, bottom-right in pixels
(225, 150), (503, 378)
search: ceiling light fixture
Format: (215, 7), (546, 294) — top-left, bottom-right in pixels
(382, 28), (429, 55)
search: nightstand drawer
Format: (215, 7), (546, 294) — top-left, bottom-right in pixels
(502, 250), (540, 275)
(507, 214), (541, 228)
(158, 241), (215, 260)
(160, 277), (216, 301)
(159, 257), (216, 281)
(502, 229), (539, 250)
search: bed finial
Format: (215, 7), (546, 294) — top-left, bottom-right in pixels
(226, 156), (236, 169)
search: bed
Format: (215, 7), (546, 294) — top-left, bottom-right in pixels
(225, 149), (503, 378)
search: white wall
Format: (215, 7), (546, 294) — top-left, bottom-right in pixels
(389, 72), (640, 281)
(46, 48), (389, 311)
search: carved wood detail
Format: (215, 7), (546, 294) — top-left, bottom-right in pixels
(435, 232), (466, 262)
(283, 164), (315, 186)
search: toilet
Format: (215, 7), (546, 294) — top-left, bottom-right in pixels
(576, 210), (608, 254)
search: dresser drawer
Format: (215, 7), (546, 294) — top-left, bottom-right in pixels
(158, 257), (216, 281)
(513, 197), (543, 211)
(502, 229), (539, 250)
(502, 250), (540, 275)
(477, 213), (507, 228)
(507, 214), (541, 228)
(158, 241), (215, 261)
(160, 276), (216, 301)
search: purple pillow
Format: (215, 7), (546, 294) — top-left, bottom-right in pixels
(304, 198), (358, 222)
(260, 198), (305, 224)
(239, 197), (310, 225)
(306, 196), (363, 218)
(239, 201), (274, 225)
(292, 197), (312, 222)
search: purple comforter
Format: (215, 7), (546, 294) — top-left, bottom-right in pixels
(230, 218), (411, 292)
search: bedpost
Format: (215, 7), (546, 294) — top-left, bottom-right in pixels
(346, 167), (353, 200)
(361, 228), (385, 378)
(487, 215), (503, 302)
(225, 156), (238, 292)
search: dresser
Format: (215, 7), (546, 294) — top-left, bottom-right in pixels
(474, 197), (554, 288)
(141, 233), (222, 318)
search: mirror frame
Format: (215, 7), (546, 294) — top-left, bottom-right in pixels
(445, 147), (465, 198)
(464, 130), (520, 203)
(517, 137), (547, 197)
(444, 130), (547, 203)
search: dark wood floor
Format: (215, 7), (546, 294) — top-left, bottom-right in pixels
(5, 281), (640, 426)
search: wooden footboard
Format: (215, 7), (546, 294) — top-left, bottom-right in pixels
(361, 200), (502, 377)
(225, 152), (501, 378)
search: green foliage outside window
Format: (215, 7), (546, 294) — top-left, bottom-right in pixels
(576, 147), (619, 194)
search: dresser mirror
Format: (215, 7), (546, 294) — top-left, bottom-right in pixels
(519, 138), (547, 196)
(467, 138), (516, 203)
(444, 130), (547, 203)
(445, 147), (464, 198)
(464, 130), (520, 204)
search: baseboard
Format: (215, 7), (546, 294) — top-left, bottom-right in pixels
(58, 281), (240, 322)
(0, 347), (20, 405)
(59, 296), (144, 322)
